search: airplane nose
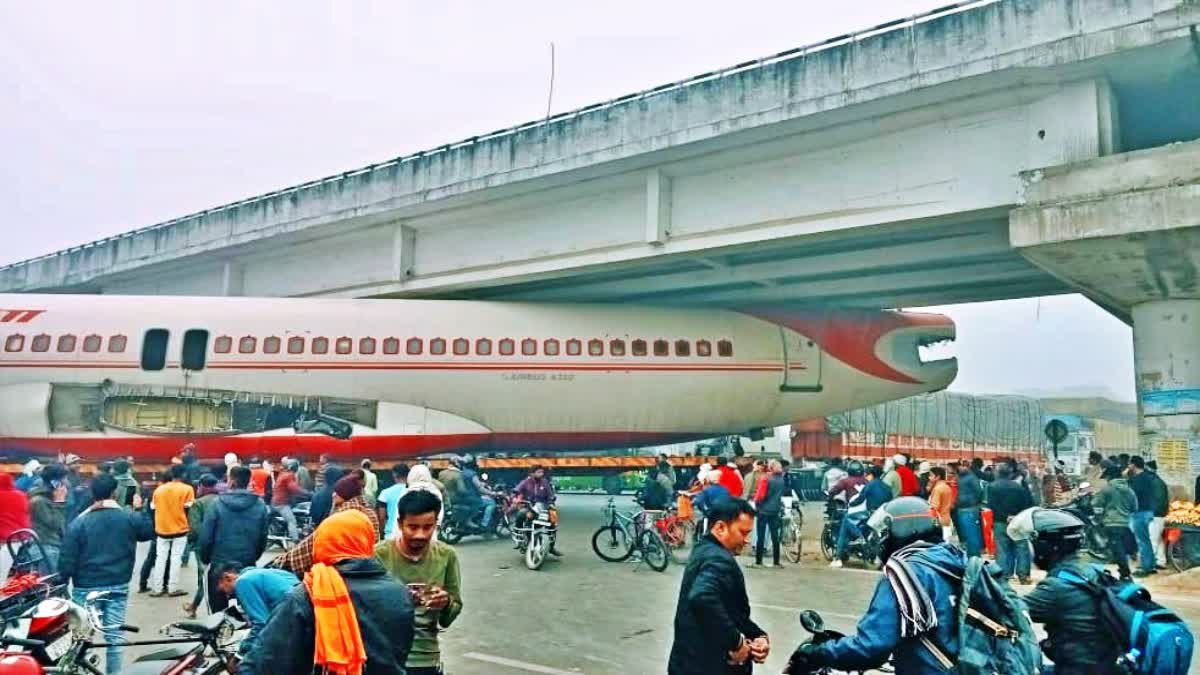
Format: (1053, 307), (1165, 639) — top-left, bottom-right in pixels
(743, 307), (957, 387)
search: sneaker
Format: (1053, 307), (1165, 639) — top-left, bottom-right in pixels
(148, 591), (167, 598)
(167, 590), (188, 598)
(1133, 569), (1157, 578)
(772, 564), (785, 570)
(829, 559), (843, 569)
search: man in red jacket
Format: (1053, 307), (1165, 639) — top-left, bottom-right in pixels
(0, 473), (31, 582)
(716, 457), (744, 500)
(894, 455), (920, 497)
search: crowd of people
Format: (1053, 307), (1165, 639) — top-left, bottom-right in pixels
(0, 448), (567, 675)
(666, 450), (1188, 675)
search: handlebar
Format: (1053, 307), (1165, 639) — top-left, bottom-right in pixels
(2, 636), (46, 649)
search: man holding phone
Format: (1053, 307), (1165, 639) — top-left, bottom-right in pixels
(374, 489), (463, 675)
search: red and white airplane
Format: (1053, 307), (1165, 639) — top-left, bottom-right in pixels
(0, 294), (956, 462)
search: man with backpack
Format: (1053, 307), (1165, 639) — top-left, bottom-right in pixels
(786, 497), (1039, 674)
(1014, 507), (1193, 675)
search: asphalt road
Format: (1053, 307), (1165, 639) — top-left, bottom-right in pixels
(117, 494), (1200, 674)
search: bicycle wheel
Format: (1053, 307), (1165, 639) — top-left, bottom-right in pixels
(1167, 531), (1200, 572)
(784, 519), (803, 563)
(820, 524), (835, 561)
(639, 529), (670, 572)
(591, 525), (634, 562)
(663, 519), (696, 564)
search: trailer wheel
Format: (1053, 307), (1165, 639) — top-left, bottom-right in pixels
(602, 475), (624, 495)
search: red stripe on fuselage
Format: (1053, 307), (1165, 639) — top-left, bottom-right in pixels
(0, 431), (712, 463)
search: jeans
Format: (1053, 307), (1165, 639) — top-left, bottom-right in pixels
(953, 508), (983, 557)
(152, 535), (186, 593)
(139, 540), (156, 591)
(835, 511), (868, 559)
(190, 562), (206, 610)
(1105, 525), (1133, 579)
(755, 513), (782, 565)
(72, 584), (129, 674)
(480, 496), (497, 529)
(993, 522), (1030, 579)
(274, 504), (299, 540)
(1131, 510), (1155, 573)
(39, 544), (60, 576)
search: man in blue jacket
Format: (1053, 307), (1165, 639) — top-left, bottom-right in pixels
(199, 466), (270, 611)
(211, 563), (300, 675)
(787, 497), (963, 674)
(59, 474), (156, 675)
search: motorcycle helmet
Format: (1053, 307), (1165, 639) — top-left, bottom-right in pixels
(1009, 507), (1084, 571)
(285, 458), (300, 472)
(461, 453), (476, 467)
(846, 460), (865, 477)
(867, 496), (942, 562)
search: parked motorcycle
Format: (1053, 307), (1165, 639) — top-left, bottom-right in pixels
(0, 591), (243, 675)
(512, 502), (559, 570)
(267, 501), (312, 551)
(820, 501), (880, 568)
(1060, 482), (1112, 562)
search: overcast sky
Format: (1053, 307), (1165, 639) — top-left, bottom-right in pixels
(0, 1), (1136, 401)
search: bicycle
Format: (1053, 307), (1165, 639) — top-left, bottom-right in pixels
(653, 509), (696, 564)
(590, 498), (670, 572)
(780, 491), (804, 563)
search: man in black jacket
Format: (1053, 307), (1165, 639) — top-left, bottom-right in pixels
(254, 509), (414, 675)
(198, 465), (270, 611)
(986, 464), (1034, 583)
(669, 498), (769, 674)
(59, 474), (155, 675)
(1126, 456), (1161, 577)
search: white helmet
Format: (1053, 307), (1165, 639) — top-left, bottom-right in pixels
(224, 452), (239, 467)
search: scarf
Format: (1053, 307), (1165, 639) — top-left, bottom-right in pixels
(883, 540), (941, 638)
(303, 509), (376, 675)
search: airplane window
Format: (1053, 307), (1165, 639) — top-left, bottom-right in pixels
(4, 334), (24, 352)
(588, 339), (603, 356)
(83, 335), (102, 353)
(430, 338), (446, 355)
(521, 338), (537, 356)
(141, 328), (169, 371)
(383, 338), (400, 355)
(696, 340), (712, 357)
(108, 335), (127, 353)
(288, 337), (305, 354)
(653, 339), (669, 357)
(476, 338), (492, 355)
(182, 329), (209, 370)
(631, 339), (647, 356)
(499, 339), (515, 356)
(718, 339), (733, 357)
(544, 339), (560, 356)
(214, 336), (232, 354)
(407, 338), (423, 355)
(566, 339), (582, 356)
(453, 338), (470, 356)
(263, 336), (281, 354)
(359, 337), (377, 355)
(312, 337), (329, 354)
(336, 337), (353, 355)
(675, 340), (691, 357)
(57, 335), (76, 352)
(238, 336), (257, 354)
(610, 339), (626, 356)
(31, 334), (50, 352)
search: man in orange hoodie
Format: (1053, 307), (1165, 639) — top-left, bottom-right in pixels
(926, 467), (954, 543)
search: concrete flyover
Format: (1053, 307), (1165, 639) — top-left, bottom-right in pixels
(1012, 139), (1200, 489)
(2, 0), (1198, 311)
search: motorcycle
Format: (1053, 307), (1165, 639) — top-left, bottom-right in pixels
(267, 501), (312, 550)
(820, 501), (880, 568)
(785, 610), (891, 674)
(440, 495), (511, 544)
(1060, 482), (1112, 562)
(0, 591), (243, 675)
(512, 502), (559, 571)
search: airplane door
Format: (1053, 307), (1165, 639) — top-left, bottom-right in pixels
(780, 329), (821, 392)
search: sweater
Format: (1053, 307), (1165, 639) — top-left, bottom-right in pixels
(374, 539), (463, 669)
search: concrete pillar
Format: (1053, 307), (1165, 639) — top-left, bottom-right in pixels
(1132, 300), (1200, 493)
